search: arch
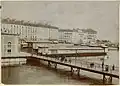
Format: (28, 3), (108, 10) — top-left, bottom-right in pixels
(8, 42), (11, 47)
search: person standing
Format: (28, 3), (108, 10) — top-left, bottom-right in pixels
(105, 65), (109, 72)
(112, 64), (115, 70)
(102, 61), (104, 71)
(69, 59), (71, 63)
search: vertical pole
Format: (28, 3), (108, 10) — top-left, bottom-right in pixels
(75, 49), (77, 65)
(48, 61), (50, 67)
(103, 74), (105, 84)
(77, 68), (80, 76)
(102, 47), (105, 71)
(49, 28), (50, 40)
(71, 67), (73, 76)
(103, 74), (106, 84)
(55, 63), (57, 69)
(108, 76), (112, 84)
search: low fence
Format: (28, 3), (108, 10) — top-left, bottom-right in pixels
(47, 56), (119, 74)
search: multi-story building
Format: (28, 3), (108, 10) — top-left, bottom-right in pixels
(72, 28), (97, 45)
(72, 29), (80, 44)
(1, 18), (59, 42)
(58, 29), (73, 43)
(1, 23), (38, 41)
(49, 27), (59, 41)
(82, 29), (97, 45)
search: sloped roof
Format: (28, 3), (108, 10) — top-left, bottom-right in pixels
(1, 32), (20, 36)
(1, 18), (59, 29)
(59, 29), (73, 32)
(81, 29), (97, 34)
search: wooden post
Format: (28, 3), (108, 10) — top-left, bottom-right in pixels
(103, 74), (107, 84)
(48, 61), (50, 67)
(108, 76), (112, 84)
(55, 63), (57, 69)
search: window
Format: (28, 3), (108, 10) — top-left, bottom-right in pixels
(8, 42), (11, 47)
(7, 49), (11, 54)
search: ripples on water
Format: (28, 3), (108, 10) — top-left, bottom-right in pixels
(2, 65), (91, 85)
(1, 51), (119, 85)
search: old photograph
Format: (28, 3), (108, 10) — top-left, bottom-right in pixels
(1, 1), (119, 85)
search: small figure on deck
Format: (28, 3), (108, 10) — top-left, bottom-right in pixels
(105, 65), (109, 72)
(60, 57), (65, 62)
(112, 64), (115, 70)
(90, 63), (94, 68)
(65, 59), (67, 62)
(69, 59), (71, 63)
(102, 61), (104, 71)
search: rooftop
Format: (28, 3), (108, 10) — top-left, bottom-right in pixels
(59, 29), (73, 32)
(1, 18), (59, 29)
(1, 32), (20, 36)
(81, 29), (97, 34)
(25, 39), (52, 43)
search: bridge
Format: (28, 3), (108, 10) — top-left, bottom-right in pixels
(1, 52), (119, 85)
(26, 54), (119, 84)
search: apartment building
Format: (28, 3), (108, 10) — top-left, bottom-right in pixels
(58, 28), (97, 45)
(49, 27), (59, 41)
(1, 18), (59, 42)
(72, 29), (80, 44)
(81, 29), (97, 45)
(58, 29), (73, 43)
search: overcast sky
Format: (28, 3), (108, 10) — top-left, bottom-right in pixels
(1, 1), (119, 42)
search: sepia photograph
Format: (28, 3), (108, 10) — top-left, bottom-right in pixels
(1, 1), (119, 85)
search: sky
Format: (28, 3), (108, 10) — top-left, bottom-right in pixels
(1, 1), (119, 42)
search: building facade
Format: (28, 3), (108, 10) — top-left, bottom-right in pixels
(81, 29), (97, 45)
(58, 29), (73, 43)
(1, 33), (20, 57)
(58, 28), (97, 45)
(49, 27), (59, 41)
(72, 29), (81, 44)
(1, 18), (59, 42)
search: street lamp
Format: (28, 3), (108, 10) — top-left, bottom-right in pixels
(101, 44), (108, 71)
(75, 49), (77, 65)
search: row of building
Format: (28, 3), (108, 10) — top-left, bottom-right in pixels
(59, 28), (97, 45)
(1, 18), (97, 45)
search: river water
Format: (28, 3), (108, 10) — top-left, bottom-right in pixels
(1, 50), (119, 85)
